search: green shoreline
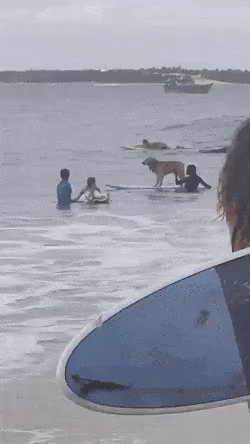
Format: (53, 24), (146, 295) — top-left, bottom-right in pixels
(0, 68), (250, 84)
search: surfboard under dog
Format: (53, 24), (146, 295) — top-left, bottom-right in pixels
(106, 184), (205, 193)
(106, 184), (174, 191)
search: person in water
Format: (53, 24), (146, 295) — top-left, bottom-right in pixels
(57, 169), (75, 208)
(175, 164), (211, 192)
(75, 177), (109, 203)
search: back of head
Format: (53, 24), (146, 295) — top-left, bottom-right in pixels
(218, 119), (250, 246)
(187, 164), (196, 175)
(143, 139), (149, 145)
(60, 169), (70, 180)
(142, 156), (157, 165)
(87, 177), (96, 187)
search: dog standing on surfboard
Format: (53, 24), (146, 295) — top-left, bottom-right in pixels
(142, 157), (185, 188)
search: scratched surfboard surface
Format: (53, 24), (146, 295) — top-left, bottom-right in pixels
(58, 252), (250, 414)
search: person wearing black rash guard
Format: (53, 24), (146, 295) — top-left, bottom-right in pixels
(175, 164), (211, 193)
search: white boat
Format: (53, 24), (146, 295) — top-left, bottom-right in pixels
(163, 74), (213, 94)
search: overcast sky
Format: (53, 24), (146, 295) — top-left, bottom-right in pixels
(1, 0), (250, 70)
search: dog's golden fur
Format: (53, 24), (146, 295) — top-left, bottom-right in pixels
(142, 156), (185, 187)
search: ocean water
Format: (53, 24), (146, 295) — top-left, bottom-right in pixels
(1, 82), (250, 443)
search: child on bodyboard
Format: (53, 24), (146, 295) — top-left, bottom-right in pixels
(76, 177), (110, 204)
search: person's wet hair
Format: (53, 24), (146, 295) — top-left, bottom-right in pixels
(218, 119), (250, 248)
(87, 177), (96, 187)
(186, 164), (196, 175)
(60, 169), (70, 180)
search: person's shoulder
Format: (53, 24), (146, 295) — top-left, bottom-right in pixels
(58, 180), (71, 189)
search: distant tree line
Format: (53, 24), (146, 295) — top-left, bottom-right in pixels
(201, 69), (250, 84)
(0, 69), (162, 84)
(0, 67), (250, 84)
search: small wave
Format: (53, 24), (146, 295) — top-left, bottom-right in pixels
(2, 162), (22, 166)
(161, 118), (221, 131)
(162, 115), (244, 132)
(162, 123), (188, 131)
(93, 83), (125, 87)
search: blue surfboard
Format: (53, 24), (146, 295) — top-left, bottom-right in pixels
(105, 184), (207, 193)
(106, 184), (175, 191)
(57, 249), (250, 415)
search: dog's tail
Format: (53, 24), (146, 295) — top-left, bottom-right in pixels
(177, 163), (185, 180)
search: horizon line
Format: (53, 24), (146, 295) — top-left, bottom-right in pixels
(0, 66), (249, 72)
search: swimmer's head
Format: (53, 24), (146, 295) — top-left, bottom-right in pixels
(60, 169), (70, 180)
(143, 139), (149, 145)
(87, 177), (96, 187)
(186, 164), (196, 175)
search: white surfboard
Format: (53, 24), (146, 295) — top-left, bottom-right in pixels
(77, 195), (110, 204)
(57, 249), (250, 415)
(120, 145), (169, 151)
(120, 145), (142, 151)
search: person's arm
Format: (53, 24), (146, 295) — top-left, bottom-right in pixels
(68, 184), (77, 203)
(74, 188), (85, 202)
(67, 183), (73, 202)
(199, 178), (212, 189)
(175, 173), (187, 185)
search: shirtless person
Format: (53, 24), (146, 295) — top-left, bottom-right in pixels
(175, 164), (211, 193)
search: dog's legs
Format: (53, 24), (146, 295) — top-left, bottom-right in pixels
(156, 175), (164, 188)
(154, 175), (160, 187)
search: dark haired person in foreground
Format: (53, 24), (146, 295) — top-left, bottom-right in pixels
(57, 169), (76, 208)
(175, 164), (211, 193)
(218, 119), (250, 253)
(218, 119), (250, 408)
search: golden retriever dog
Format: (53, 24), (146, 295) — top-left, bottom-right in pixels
(142, 156), (185, 188)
